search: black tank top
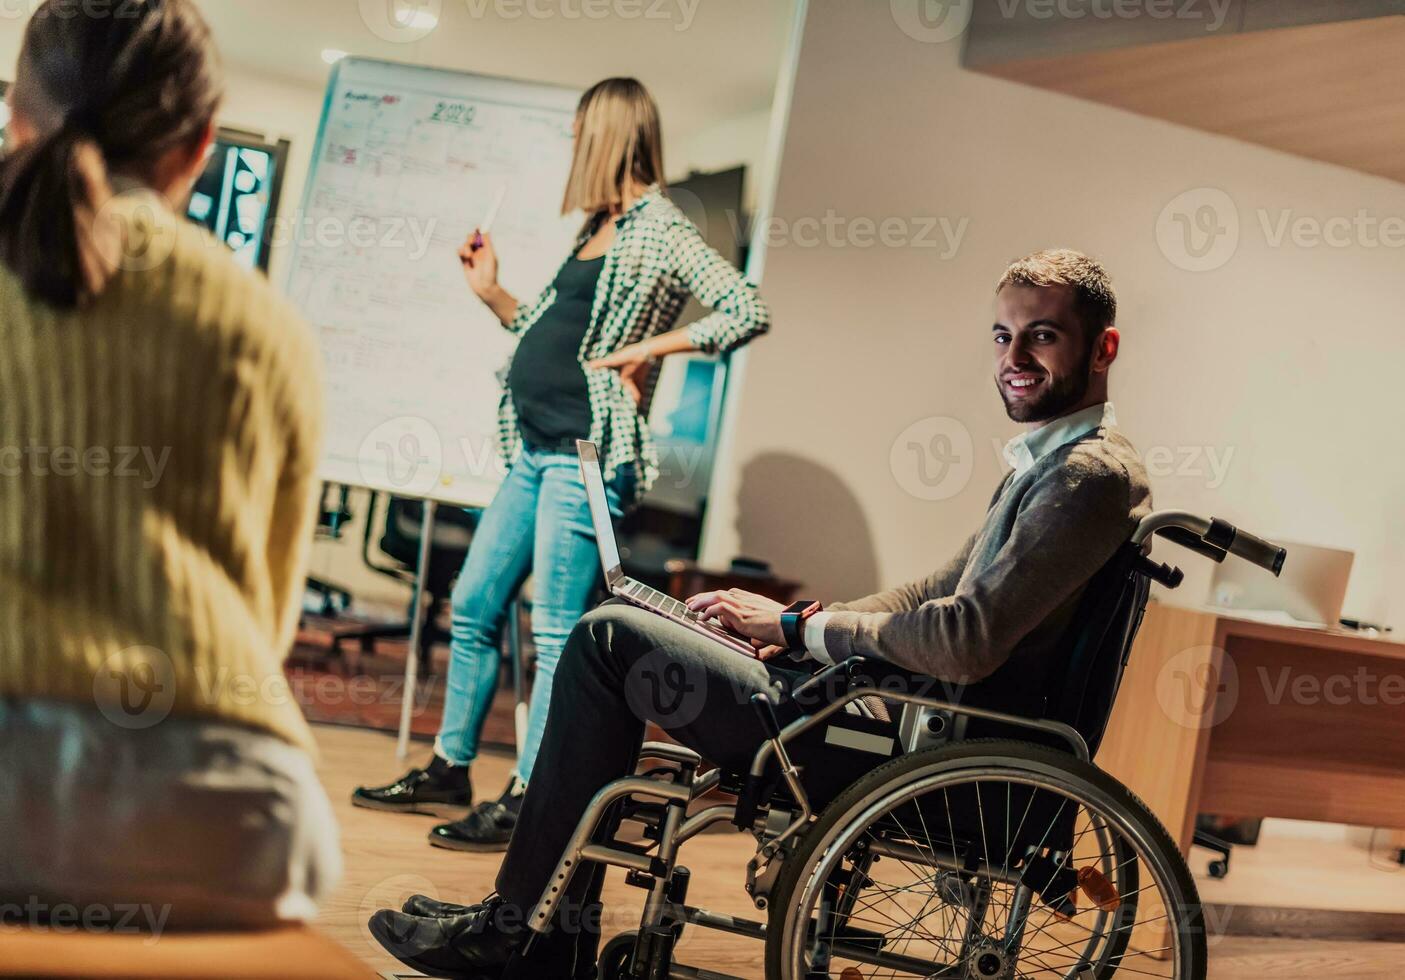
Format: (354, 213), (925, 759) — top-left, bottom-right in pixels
(507, 254), (605, 453)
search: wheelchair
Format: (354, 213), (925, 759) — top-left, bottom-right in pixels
(524, 511), (1286, 980)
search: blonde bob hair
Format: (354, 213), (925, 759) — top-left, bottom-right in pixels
(561, 77), (665, 215)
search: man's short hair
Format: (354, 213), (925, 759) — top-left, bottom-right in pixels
(997, 249), (1117, 340)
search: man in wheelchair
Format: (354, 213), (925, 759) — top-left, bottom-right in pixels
(370, 248), (1155, 979)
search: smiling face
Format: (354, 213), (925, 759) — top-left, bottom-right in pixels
(993, 283), (1116, 426)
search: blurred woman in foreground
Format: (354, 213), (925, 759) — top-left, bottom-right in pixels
(0, 0), (338, 929)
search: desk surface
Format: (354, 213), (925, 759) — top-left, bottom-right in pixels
(1201, 609), (1405, 829)
(1210, 610), (1405, 661)
(1098, 603), (1405, 853)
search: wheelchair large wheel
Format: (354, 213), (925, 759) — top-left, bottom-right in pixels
(765, 740), (1205, 980)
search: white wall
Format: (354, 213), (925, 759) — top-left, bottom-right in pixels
(670, 107), (774, 214)
(0, 20), (19, 83)
(702, 0), (1405, 629)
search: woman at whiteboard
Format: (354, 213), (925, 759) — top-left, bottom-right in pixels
(352, 77), (770, 851)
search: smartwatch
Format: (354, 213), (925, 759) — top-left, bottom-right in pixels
(780, 599), (823, 653)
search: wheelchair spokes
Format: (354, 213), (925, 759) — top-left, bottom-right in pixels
(782, 767), (1190, 980)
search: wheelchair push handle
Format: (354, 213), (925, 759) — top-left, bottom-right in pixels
(1156, 525), (1228, 564)
(1206, 518), (1287, 577)
(1133, 510), (1287, 578)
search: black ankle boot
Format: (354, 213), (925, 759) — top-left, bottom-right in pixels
(370, 895), (526, 979)
(428, 775), (525, 852)
(352, 755), (472, 816)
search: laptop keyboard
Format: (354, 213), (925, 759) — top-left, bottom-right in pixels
(624, 579), (699, 620)
(621, 578), (756, 646)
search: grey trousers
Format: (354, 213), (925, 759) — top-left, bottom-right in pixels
(0, 699), (342, 932)
(496, 598), (810, 912)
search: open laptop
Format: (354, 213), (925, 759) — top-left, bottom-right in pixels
(1209, 539), (1354, 628)
(577, 440), (758, 657)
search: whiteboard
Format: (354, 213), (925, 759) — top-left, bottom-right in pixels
(284, 58), (581, 507)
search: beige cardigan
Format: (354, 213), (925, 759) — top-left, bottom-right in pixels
(0, 188), (324, 752)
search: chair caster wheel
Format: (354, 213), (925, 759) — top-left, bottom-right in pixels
(1208, 860), (1229, 879)
(597, 931), (638, 980)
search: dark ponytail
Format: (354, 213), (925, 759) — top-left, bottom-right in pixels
(0, 0), (223, 309)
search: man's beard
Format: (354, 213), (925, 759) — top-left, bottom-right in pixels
(999, 353), (1093, 424)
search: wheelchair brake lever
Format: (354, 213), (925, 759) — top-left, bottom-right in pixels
(744, 692), (815, 911)
(749, 692), (813, 857)
(751, 690), (785, 742)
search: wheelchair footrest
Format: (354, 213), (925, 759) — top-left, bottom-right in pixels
(624, 869), (656, 891)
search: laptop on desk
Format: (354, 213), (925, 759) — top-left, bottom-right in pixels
(577, 440), (758, 657)
(1209, 539), (1354, 629)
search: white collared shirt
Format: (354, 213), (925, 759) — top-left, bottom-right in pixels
(1002, 401), (1117, 479)
(803, 401), (1118, 664)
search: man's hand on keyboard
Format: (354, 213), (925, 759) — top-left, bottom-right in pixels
(685, 588), (786, 649)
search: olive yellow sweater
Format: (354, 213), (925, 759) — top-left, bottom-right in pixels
(0, 189), (323, 752)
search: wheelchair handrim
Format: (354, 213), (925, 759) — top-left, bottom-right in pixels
(781, 758), (1195, 979)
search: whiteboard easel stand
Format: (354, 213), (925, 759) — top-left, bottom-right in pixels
(508, 595), (528, 758)
(395, 498), (438, 762)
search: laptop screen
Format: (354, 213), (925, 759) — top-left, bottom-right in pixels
(577, 442), (621, 578)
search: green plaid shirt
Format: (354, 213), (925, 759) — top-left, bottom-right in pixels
(496, 185), (769, 504)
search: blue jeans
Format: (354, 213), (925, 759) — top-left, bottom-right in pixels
(433, 447), (629, 783)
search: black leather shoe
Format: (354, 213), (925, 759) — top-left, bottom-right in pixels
(398, 893), (601, 979)
(402, 894), (483, 918)
(368, 898), (525, 979)
(429, 778), (523, 851)
(352, 758), (472, 817)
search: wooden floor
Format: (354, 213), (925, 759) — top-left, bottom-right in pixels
(1196, 819), (1405, 915)
(313, 724), (1405, 979)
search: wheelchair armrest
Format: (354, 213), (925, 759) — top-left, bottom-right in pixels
(785, 655), (869, 711)
(638, 741), (702, 770)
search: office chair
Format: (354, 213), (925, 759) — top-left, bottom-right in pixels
(328, 493), (477, 673)
(1192, 816), (1263, 879)
(305, 484), (354, 616)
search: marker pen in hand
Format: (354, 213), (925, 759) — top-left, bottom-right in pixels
(470, 184), (508, 253)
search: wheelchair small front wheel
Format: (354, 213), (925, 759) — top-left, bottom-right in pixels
(764, 740), (1206, 980)
(596, 930), (637, 980)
